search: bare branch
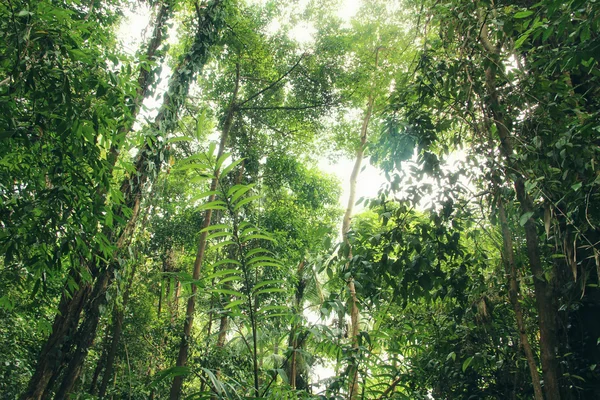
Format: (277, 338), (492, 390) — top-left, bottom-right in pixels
(238, 53), (307, 107)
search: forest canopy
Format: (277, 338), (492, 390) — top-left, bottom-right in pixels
(1, 0), (599, 399)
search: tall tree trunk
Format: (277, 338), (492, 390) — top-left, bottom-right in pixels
(497, 198), (544, 400)
(19, 280), (90, 400)
(287, 260), (306, 390)
(49, 2), (226, 396)
(169, 61), (240, 400)
(479, 20), (561, 398)
(88, 324), (111, 396)
(342, 49), (378, 400)
(97, 261), (139, 398)
(19, 4), (173, 398)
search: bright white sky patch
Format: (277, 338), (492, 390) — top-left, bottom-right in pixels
(319, 157), (385, 212)
(338, 0), (361, 21)
(289, 22), (317, 45)
(116, 4), (151, 54)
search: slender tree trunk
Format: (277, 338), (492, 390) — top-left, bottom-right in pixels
(88, 324), (110, 396)
(173, 279), (181, 321)
(342, 49), (378, 400)
(498, 199), (544, 400)
(287, 260), (305, 390)
(477, 12), (562, 398)
(169, 61), (240, 400)
(209, 311), (229, 400)
(480, 29), (561, 399)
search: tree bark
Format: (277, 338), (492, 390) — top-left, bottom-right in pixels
(88, 324), (110, 396)
(169, 60), (240, 400)
(97, 261), (139, 398)
(19, 284), (90, 400)
(480, 25), (561, 398)
(497, 198), (544, 400)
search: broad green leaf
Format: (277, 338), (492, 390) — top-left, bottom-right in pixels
(233, 195), (262, 211)
(200, 224), (231, 233)
(210, 259), (242, 269)
(258, 305), (289, 314)
(245, 248), (273, 258)
(221, 157), (245, 178)
(215, 152), (231, 172)
(514, 10), (533, 19)
(207, 231), (231, 241)
(462, 356), (473, 372)
(241, 233), (276, 243)
(197, 200), (227, 212)
(190, 190), (220, 203)
(519, 211), (534, 226)
(210, 240), (236, 251)
(229, 184), (255, 203)
(247, 256), (280, 265)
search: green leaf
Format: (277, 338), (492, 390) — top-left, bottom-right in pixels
(209, 240), (236, 251)
(242, 233), (276, 243)
(200, 224), (230, 233)
(190, 190), (220, 203)
(233, 195), (262, 211)
(254, 288), (287, 296)
(514, 10), (533, 19)
(462, 356), (474, 372)
(197, 200), (227, 212)
(221, 157), (245, 178)
(207, 231), (231, 241)
(252, 279), (286, 293)
(571, 182), (582, 191)
(247, 256), (280, 266)
(203, 268), (242, 281)
(210, 288), (244, 297)
(215, 152), (231, 172)
(514, 32), (530, 49)
(519, 212), (534, 226)
(228, 184), (255, 203)
(258, 305), (289, 314)
(224, 299), (246, 309)
(245, 248), (273, 258)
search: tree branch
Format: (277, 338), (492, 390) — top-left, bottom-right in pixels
(238, 53), (307, 107)
(238, 102), (335, 111)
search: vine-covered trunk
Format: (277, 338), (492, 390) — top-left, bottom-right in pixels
(169, 61), (239, 400)
(497, 198), (544, 400)
(18, 4), (173, 398)
(98, 261), (139, 398)
(48, 2), (226, 396)
(19, 285), (90, 400)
